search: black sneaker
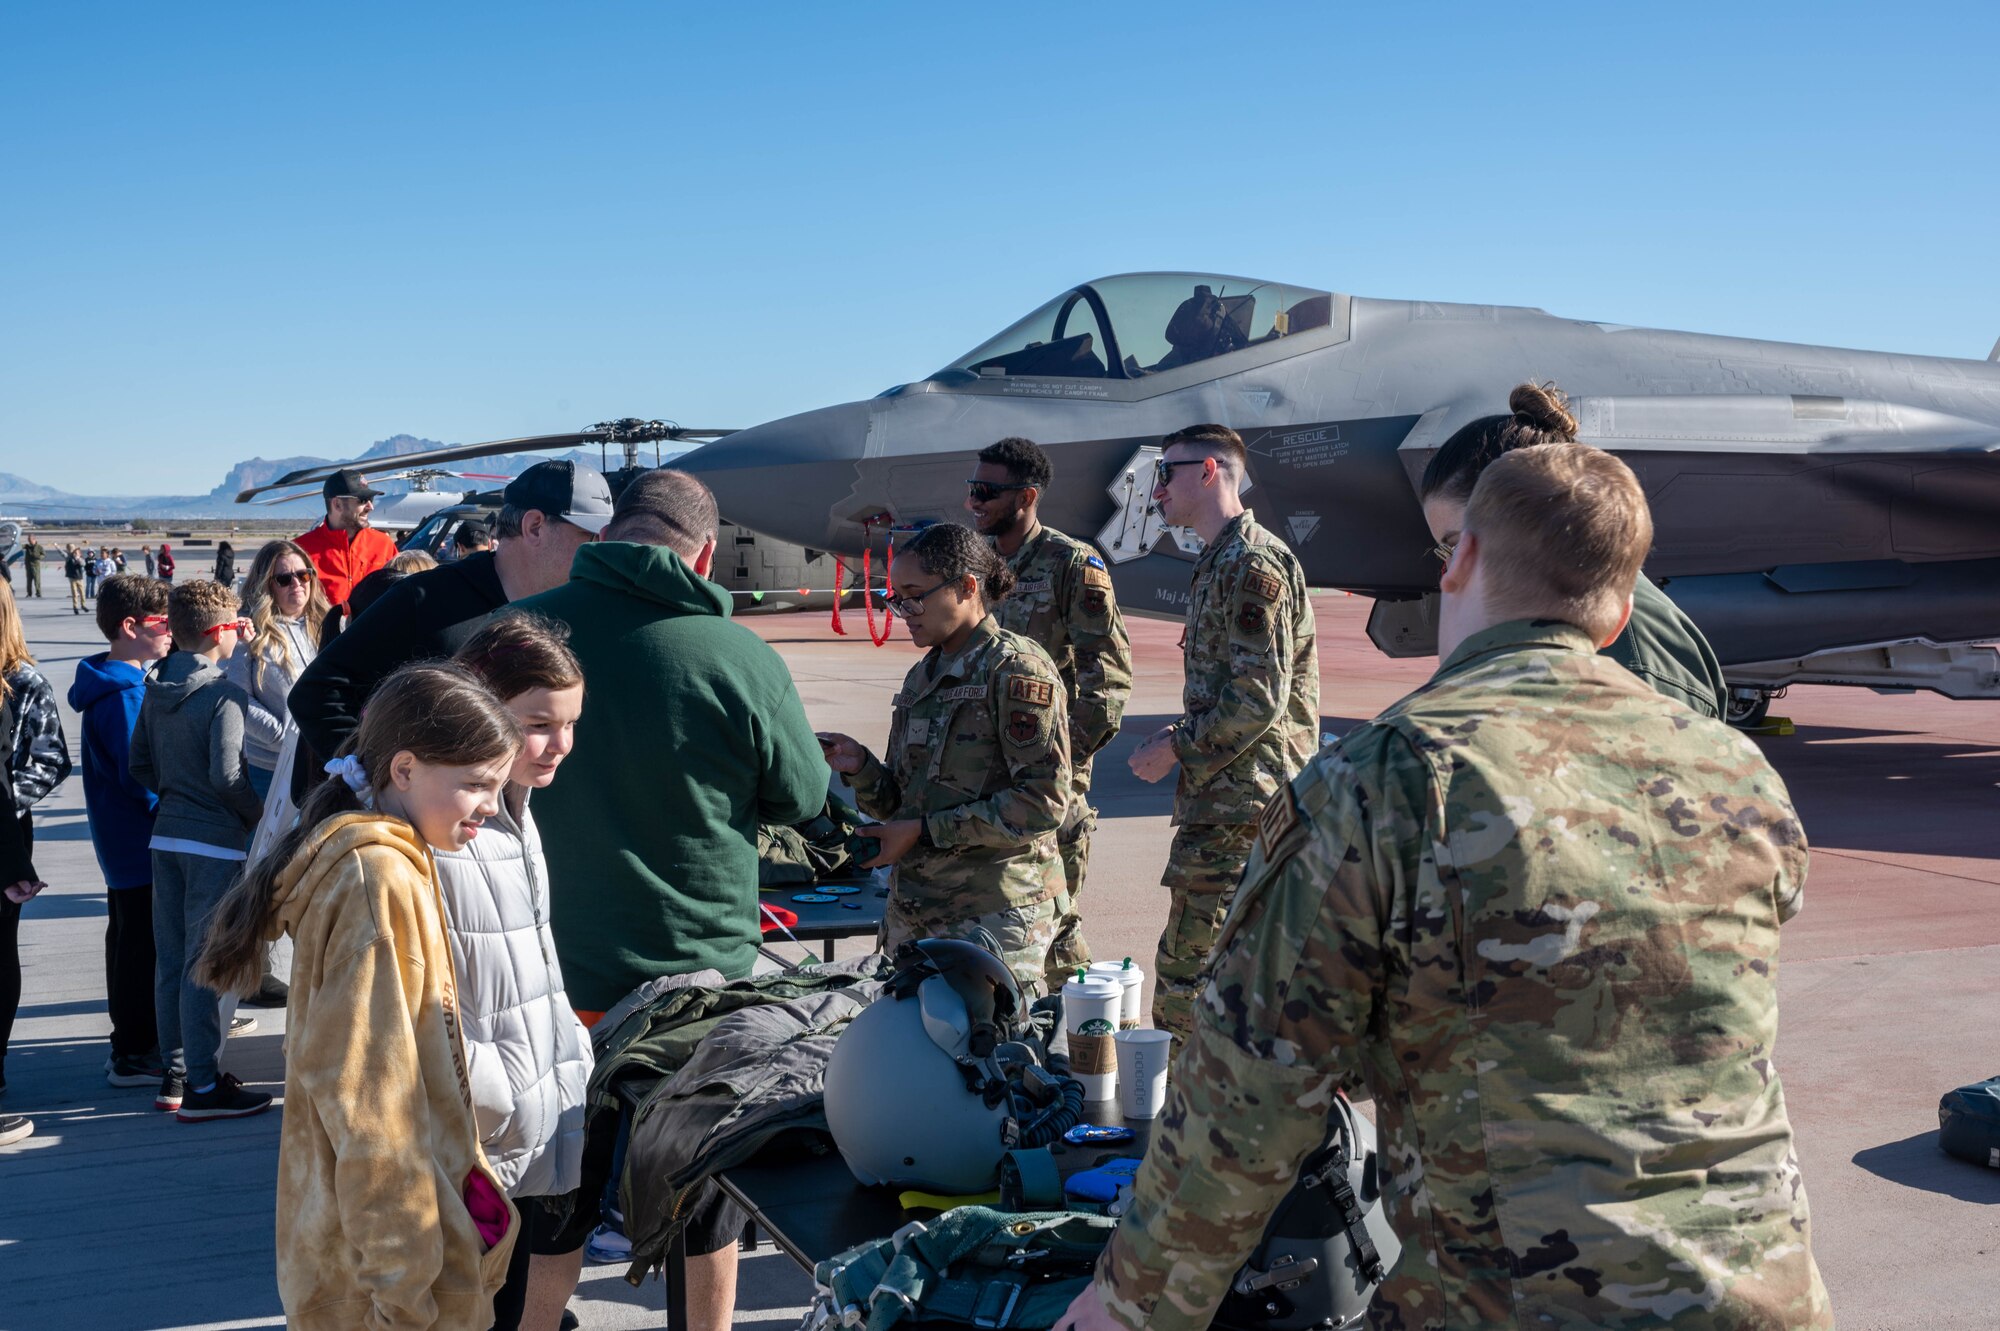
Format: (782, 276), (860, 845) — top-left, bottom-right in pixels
(559, 1311), (580, 1331)
(241, 976), (290, 1009)
(106, 1052), (166, 1088)
(0, 1115), (31, 1147)
(154, 1073), (186, 1111)
(176, 1073), (272, 1122)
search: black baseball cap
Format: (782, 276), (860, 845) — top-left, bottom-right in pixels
(323, 469), (384, 502)
(503, 460), (615, 535)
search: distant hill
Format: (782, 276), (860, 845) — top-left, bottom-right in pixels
(0, 435), (686, 519)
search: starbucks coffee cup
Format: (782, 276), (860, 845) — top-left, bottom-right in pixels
(1062, 975), (1123, 1101)
(1113, 1029), (1173, 1119)
(1086, 959), (1145, 1030)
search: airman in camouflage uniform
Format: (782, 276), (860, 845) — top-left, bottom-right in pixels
(994, 524), (1132, 983)
(1153, 509), (1317, 1036)
(847, 615), (1073, 994)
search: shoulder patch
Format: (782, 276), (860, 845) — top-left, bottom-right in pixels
(1082, 565), (1112, 590)
(1243, 569), (1284, 602)
(1085, 553), (1106, 570)
(1007, 675), (1055, 708)
(1256, 783), (1301, 859)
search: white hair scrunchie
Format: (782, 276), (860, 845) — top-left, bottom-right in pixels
(323, 755), (377, 811)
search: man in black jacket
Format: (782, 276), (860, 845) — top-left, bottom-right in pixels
(288, 459), (613, 775)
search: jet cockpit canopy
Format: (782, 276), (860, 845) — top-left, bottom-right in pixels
(935, 273), (1336, 383)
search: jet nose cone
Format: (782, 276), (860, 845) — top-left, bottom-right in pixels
(677, 401), (874, 549)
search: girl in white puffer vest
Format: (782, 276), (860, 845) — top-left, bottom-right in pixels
(440, 613), (593, 1330)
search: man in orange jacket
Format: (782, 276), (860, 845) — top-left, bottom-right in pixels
(295, 469), (398, 611)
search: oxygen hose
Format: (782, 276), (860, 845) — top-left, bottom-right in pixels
(1013, 1073), (1087, 1148)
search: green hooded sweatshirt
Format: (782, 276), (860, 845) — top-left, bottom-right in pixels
(517, 542), (829, 1011)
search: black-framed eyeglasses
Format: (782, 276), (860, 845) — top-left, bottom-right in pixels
(1428, 533), (1459, 565)
(966, 480), (1031, 503)
(886, 580), (956, 617)
(1154, 457), (1205, 487)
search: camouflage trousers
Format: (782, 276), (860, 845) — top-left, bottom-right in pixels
(882, 890), (1067, 1000)
(1042, 783), (1097, 988)
(1151, 822), (1259, 1040)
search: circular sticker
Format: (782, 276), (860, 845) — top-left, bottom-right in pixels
(790, 893), (838, 904)
(1063, 1124), (1135, 1145)
(822, 884), (860, 896)
(1079, 1018), (1116, 1036)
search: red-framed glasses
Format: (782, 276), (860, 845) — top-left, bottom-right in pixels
(201, 618), (253, 638)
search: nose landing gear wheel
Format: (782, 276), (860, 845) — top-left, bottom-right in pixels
(1726, 687), (1773, 729)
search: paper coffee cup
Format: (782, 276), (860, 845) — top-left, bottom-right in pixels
(1114, 1029), (1173, 1120)
(1086, 960), (1144, 1030)
(1062, 975), (1123, 1102)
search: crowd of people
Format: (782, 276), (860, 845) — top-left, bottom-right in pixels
(0, 382), (1830, 1331)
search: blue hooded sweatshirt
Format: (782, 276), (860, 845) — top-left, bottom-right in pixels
(68, 652), (158, 889)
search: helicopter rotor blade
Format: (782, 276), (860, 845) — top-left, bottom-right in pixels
(232, 421), (737, 503)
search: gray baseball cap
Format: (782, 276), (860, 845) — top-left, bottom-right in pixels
(503, 460), (615, 534)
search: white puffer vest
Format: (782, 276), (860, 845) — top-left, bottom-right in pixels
(433, 791), (593, 1198)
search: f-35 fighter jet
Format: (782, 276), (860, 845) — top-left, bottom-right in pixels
(677, 272), (2000, 717)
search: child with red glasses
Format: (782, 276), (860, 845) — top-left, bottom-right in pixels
(130, 579), (271, 1121)
(68, 574), (175, 1090)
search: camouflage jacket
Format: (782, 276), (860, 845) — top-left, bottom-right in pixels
(993, 524), (1133, 768)
(851, 617), (1070, 917)
(1169, 512), (1318, 824)
(1101, 619), (1830, 1331)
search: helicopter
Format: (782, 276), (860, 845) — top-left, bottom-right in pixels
(233, 418), (857, 615)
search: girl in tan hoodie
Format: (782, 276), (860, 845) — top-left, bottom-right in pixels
(200, 662), (525, 1331)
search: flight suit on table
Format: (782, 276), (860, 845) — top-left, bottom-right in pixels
(993, 524), (1132, 984)
(1098, 619), (1831, 1331)
(849, 616), (1072, 994)
(1155, 511), (1317, 1038)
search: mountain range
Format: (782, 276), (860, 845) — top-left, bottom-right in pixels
(0, 435), (638, 519)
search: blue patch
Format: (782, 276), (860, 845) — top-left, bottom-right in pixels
(1085, 554), (1106, 570)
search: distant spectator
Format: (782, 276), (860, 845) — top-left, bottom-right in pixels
(453, 520), (494, 561)
(20, 536), (43, 599)
(226, 541), (329, 803)
(64, 545), (87, 613)
(129, 579), (269, 1122)
(0, 578), (74, 1148)
(289, 459), (611, 791)
(157, 543), (176, 584)
(213, 541), (236, 590)
(295, 469), (397, 612)
(113, 547), (127, 573)
(84, 548), (102, 599)
(387, 549), (438, 576)
(69, 574), (173, 1089)
(143, 545), (156, 578)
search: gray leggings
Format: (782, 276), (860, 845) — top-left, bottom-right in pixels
(152, 850), (241, 1087)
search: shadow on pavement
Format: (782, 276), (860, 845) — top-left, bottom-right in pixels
(1852, 1130), (2000, 1202)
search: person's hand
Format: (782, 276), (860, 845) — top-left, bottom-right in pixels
(863, 819), (924, 868)
(817, 732), (867, 775)
(3, 880), (47, 905)
(1127, 725), (1180, 784)
(1051, 1282), (1125, 1331)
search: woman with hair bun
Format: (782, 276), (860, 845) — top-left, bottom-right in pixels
(816, 522), (1074, 994)
(1418, 380), (1730, 719)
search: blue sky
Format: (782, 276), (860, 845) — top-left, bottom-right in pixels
(4, 2), (1995, 494)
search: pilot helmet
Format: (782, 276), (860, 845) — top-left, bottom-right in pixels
(824, 938), (1033, 1193)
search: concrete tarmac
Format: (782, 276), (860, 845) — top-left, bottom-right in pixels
(2, 576), (1996, 1329)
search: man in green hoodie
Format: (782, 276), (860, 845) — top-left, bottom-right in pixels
(517, 467), (828, 1331)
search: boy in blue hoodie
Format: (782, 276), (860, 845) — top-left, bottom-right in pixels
(69, 574), (173, 1087)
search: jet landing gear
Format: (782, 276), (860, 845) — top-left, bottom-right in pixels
(1726, 687), (1776, 729)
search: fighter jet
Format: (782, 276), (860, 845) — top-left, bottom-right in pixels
(676, 272), (2000, 720)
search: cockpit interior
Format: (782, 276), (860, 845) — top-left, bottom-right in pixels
(933, 273), (1334, 382)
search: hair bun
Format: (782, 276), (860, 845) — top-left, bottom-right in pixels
(1510, 381), (1578, 441)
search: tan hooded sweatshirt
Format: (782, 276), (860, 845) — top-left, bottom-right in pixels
(270, 811), (519, 1331)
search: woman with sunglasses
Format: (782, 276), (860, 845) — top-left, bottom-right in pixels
(227, 541), (329, 803)
(817, 523), (1073, 994)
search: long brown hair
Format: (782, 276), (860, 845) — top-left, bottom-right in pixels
(242, 539), (331, 692)
(196, 662), (522, 995)
(0, 580), (32, 702)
